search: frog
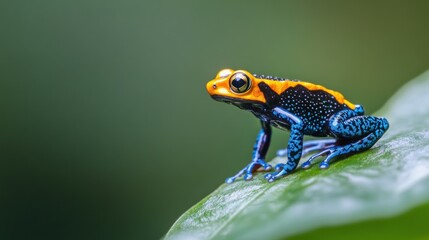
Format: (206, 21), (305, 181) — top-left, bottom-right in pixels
(206, 69), (389, 183)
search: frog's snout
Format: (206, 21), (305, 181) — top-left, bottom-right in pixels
(206, 80), (217, 96)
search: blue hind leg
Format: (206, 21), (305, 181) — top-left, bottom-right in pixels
(303, 108), (389, 169)
(276, 139), (337, 170)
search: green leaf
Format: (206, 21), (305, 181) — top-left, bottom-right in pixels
(165, 70), (429, 240)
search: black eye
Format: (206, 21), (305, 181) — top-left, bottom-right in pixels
(230, 73), (251, 93)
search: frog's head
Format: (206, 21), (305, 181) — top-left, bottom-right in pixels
(206, 69), (266, 110)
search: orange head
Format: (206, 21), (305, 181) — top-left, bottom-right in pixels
(206, 69), (267, 106)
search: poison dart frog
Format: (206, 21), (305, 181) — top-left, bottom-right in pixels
(206, 69), (389, 183)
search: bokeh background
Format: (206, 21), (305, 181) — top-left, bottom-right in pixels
(2, 1), (429, 239)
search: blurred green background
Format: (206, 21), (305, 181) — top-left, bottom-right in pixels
(2, 1), (429, 239)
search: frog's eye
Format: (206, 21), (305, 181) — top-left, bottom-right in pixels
(229, 72), (251, 94)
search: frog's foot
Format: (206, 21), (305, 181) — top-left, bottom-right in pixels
(277, 139), (336, 157)
(265, 161), (297, 182)
(301, 149), (334, 169)
(264, 169), (288, 183)
(225, 159), (272, 184)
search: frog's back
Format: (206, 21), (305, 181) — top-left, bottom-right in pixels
(278, 84), (350, 136)
(256, 76), (355, 136)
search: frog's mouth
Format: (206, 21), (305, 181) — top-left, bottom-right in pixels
(211, 95), (266, 111)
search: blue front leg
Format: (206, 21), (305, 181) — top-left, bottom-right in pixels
(265, 107), (304, 182)
(225, 120), (272, 183)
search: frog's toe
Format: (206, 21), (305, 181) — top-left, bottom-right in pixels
(276, 148), (288, 157)
(225, 160), (273, 183)
(301, 160), (312, 169)
(266, 175), (280, 183)
(252, 159), (272, 172)
(264, 172), (273, 180)
(261, 164), (272, 171)
(225, 167), (247, 184)
(225, 172), (254, 183)
(257, 161), (272, 171)
(225, 177), (236, 184)
(244, 173), (253, 181)
(303, 149), (332, 170)
(266, 175), (279, 183)
(275, 163), (285, 171)
(264, 169), (288, 182)
(319, 161), (330, 169)
(318, 150), (336, 169)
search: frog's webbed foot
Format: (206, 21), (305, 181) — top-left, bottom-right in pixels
(225, 159), (272, 184)
(277, 139), (336, 157)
